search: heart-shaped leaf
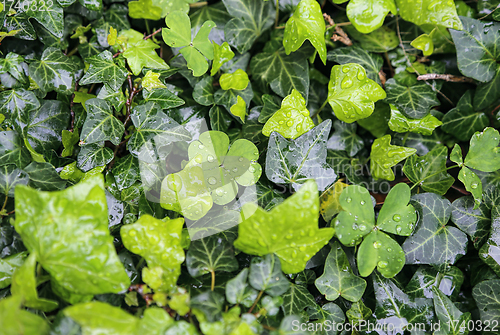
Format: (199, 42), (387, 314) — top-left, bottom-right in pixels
(358, 230), (405, 278)
(464, 127), (500, 173)
(346, 0), (396, 34)
(377, 183), (417, 236)
(211, 42), (234, 76)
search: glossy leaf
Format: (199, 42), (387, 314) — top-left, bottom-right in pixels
(472, 279), (500, 328)
(14, 176), (130, 295)
(327, 121), (363, 157)
(219, 69), (249, 91)
(327, 63), (386, 123)
(262, 89), (314, 139)
(0, 296), (50, 335)
(464, 127), (500, 173)
(80, 51), (127, 91)
(376, 183), (417, 236)
(403, 146), (454, 195)
(315, 242), (366, 302)
(225, 268), (259, 307)
(319, 180), (348, 222)
(396, 0), (462, 30)
(222, 0), (275, 53)
(123, 39), (169, 76)
(283, 0), (326, 64)
(388, 104), (442, 135)
(281, 283), (316, 315)
(479, 206), (500, 276)
(385, 78), (440, 119)
(121, 215), (184, 292)
(0, 251), (27, 289)
(458, 167), (483, 208)
(249, 254), (290, 296)
(186, 235), (238, 277)
(0, 164), (29, 197)
(402, 193), (468, 268)
(265, 120), (336, 191)
(81, 98), (124, 146)
(327, 46), (383, 84)
(344, 25), (398, 53)
(452, 196), (490, 250)
(234, 180), (335, 274)
(0, 88), (39, 120)
(411, 33), (434, 56)
(211, 42), (235, 76)
(346, 0), (396, 34)
(370, 134), (416, 181)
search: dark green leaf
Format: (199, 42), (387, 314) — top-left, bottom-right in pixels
(80, 98), (125, 146)
(385, 78), (440, 119)
(186, 235), (238, 277)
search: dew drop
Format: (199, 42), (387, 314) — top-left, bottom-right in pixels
(207, 155), (215, 162)
(377, 261), (388, 268)
(396, 225), (402, 233)
(342, 65), (350, 73)
(258, 238), (266, 247)
(279, 120), (284, 125)
(249, 166), (255, 173)
(299, 246), (305, 252)
(208, 176), (217, 185)
(357, 71), (365, 80)
(471, 183), (478, 189)
(373, 241), (382, 249)
(296, 124), (302, 131)
(198, 144), (205, 149)
(238, 157), (244, 162)
(359, 224), (366, 231)
(286, 121), (293, 127)
(216, 188), (225, 196)
(346, 197), (352, 203)
(360, 200), (365, 205)
(393, 214), (401, 222)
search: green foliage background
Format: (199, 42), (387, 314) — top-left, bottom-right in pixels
(1, 0), (500, 333)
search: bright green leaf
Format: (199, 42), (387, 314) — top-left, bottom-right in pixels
(370, 134), (416, 181)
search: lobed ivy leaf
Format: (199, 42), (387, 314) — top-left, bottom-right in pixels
(77, 143), (114, 172)
(123, 39), (169, 76)
(441, 91), (489, 142)
(211, 42), (234, 76)
(385, 78), (440, 119)
(265, 120), (336, 191)
(327, 63), (386, 123)
(396, 0), (462, 30)
(28, 47), (82, 95)
(314, 242), (367, 302)
(186, 235), (238, 278)
(451, 196), (490, 250)
(327, 121), (363, 157)
(464, 127), (500, 173)
(225, 268), (258, 307)
(405, 266), (464, 300)
(80, 98), (124, 146)
(402, 193), (468, 269)
(0, 296), (50, 335)
(112, 154), (140, 191)
(472, 279), (500, 329)
(194, 76), (215, 106)
(262, 89), (314, 140)
(283, 0), (326, 64)
(14, 176), (130, 295)
(281, 283), (316, 315)
(327, 46), (383, 84)
(222, 0), (275, 54)
(23, 0), (64, 38)
(403, 146), (454, 195)
(234, 180), (335, 274)
(143, 88), (186, 109)
(0, 164), (29, 197)
(79, 51), (127, 91)
(248, 254), (290, 296)
(370, 134), (416, 181)
(0, 252), (27, 289)
(388, 104), (442, 136)
(0, 88), (39, 121)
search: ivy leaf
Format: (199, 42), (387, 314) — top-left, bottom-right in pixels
(479, 206), (500, 276)
(11, 253), (59, 312)
(464, 127), (500, 173)
(14, 176), (130, 295)
(327, 63), (386, 123)
(248, 254), (290, 296)
(0, 164), (29, 197)
(282, 283), (316, 315)
(128, 0), (162, 20)
(225, 268), (259, 307)
(403, 146), (455, 195)
(193, 76), (215, 106)
(262, 89), (314, 140)
(211, 42), (235, 76)
(370, 134), (416, 181)
(234, 180), (335, 274)
(127, 102), (191, 157)
(405, 266), (464, 300)
(458, 167), (483, 208)
(371, 272), (435, 330)
(0, 252), (27, 289)
(327, 46), (384, 84)
(441, 91), (489, 141)
(77, 144), (114, 172)
(250, 47), (310, 101)
(402, 193), (468, 269)
(358, 230), (405, 278)
(79, 50), (128, 91)
(123, 39), (169, 76)
(472, 279), (500, 328)
(346, 0), (396, 34)
(222, 0), (275, 53)
(209, 105), (232, 132)
(319, 180), (348, 222)
(24, 0), (64, 38)
(28, 47), (82, 95)
(451, 196), (490, 250)
(15, 100), (70, 153)
(121, 215), (185, 293)
(265, 120), (337, 191)
(314, 241), (367, 302)
(0, 88), (39, 121)
(349, 26), (398, 54)
(229, 96), (246, 123)
(80, 98), (125, 146)
(327, 121), (363, 157)
(283, 0), (326, 64)
(162, 10), (215, 77)
(0, 296), (50, 335)
(112, 154), (140, 190)
(186, 235), (238, 277)
(61, 129), (79, 157)
(219, 69), (249, 91)
(388, 104), (442, 136)
(346, 300), (372, 326)
(449, 17), (500, 82)
(24, 162), (66, 191)
(377, 183), (417, 236)
(385, 78), (440, 119)
(143, 88), (185, 109)
(396, 0), (462, 30)
(411, 33), (434, 56)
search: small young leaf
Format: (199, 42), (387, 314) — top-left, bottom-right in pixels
(219, 69), (249, 91)
(370, 134), (416, 181)
(458, 167), (483, 208)
(411, 33), (434, 56)
(211, 42), (234, 76)
(123, 39), (169, 76)
(388, 104), (442, 135)
(327, 63), (386, 123)
(346, 0), (396, 34)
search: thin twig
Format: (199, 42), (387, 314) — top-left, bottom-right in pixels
(384, 51), (395, 77)
(113, 51), (122, 58)
(143, 28), (162, 40)
(324, 14), (352, 46)
(379, 69), (387, 87)
(416, 73), (475, 83)
(248, 290), (264, 314)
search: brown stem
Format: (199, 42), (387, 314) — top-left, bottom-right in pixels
(189, 1), (207, 8)
(324, 13), (352, 46)
(384, 51), (395, 77)
(248, 290), (264, 314)
(416, 74), (475, 83)
(143, 28), (162, 40)
(113, 51), (123, 58)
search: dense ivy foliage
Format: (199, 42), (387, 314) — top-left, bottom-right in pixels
(2, 0), (500, 333)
